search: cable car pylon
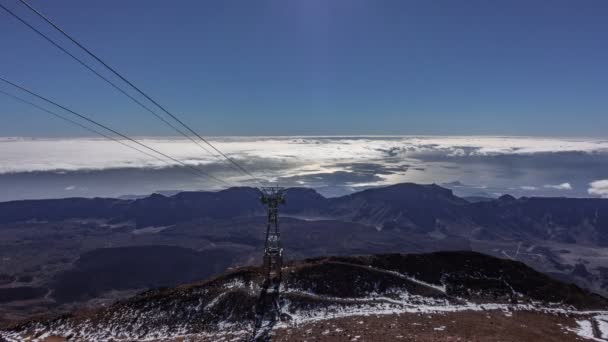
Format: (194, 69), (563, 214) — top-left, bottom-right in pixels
(260, 186), (285, 289)
(250, 186), (286, 341)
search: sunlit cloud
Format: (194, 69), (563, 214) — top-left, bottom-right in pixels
(1, 136), (607, 174)
(588, 180), (608, 198)
(0, 136), (607, 200)
(544, 183), (572, 190)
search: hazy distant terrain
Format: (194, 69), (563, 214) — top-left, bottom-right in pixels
(0, 183), (607, 325)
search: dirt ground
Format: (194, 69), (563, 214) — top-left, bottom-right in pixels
(18, 310), (595, 342)
(271, 310), (591, 342)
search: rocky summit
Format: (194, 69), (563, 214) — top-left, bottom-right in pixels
(2, 251), (607, 341)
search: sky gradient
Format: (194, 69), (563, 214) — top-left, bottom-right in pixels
(1, 0), (608, 136)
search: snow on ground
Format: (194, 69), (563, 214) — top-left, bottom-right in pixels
(0, 323), (252, 342)
(2, 275), (607, 342)
(570, 318), (607, 341)
(3, 296), (607, 342)
(222, 278), (247, 290)
(596, 315), (608, 340)
(278, 289), (608, 329)
(367, 265), (447, 293)
(566, 314), (608, 341)
(573, 320), (599, 341)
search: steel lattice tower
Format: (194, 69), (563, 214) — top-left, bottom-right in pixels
(250, 187), (285, 341)
(260, 186), (285, 286)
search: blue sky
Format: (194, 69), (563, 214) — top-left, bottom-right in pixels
(1, 0), (607, 136)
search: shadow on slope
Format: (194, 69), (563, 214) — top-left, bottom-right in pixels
(51, 245), (237, 303)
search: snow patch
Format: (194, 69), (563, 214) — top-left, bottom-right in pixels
(596, 314), (608, 340)
(572, 319), (602, 341)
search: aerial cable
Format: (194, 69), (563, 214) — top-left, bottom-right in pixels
(0, 76), (232, 187)
(0, 76), (231, 186)
(0, 89), (169, 165)
(0, 2), (221, 163)
(7, 0), (265, 186)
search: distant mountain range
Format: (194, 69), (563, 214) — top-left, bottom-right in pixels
(2, 183), (607, 246)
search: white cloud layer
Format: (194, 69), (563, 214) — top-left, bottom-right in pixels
(544, 183), (572, 190)
(0, 136), (607, 200)
(1, 136), (607, 174)
(588, 180), (608, 198)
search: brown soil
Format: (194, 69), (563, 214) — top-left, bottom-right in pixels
(272, 310), (590, 342)
(23, 310), (595, 342)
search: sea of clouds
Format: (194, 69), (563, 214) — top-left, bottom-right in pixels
(1, 136), (607, 201)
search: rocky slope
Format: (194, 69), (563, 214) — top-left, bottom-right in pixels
(2, 251), (607, 341)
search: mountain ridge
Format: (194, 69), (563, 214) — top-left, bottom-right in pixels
(1, 183), (606, 246)
(2, 251), (606, 341)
